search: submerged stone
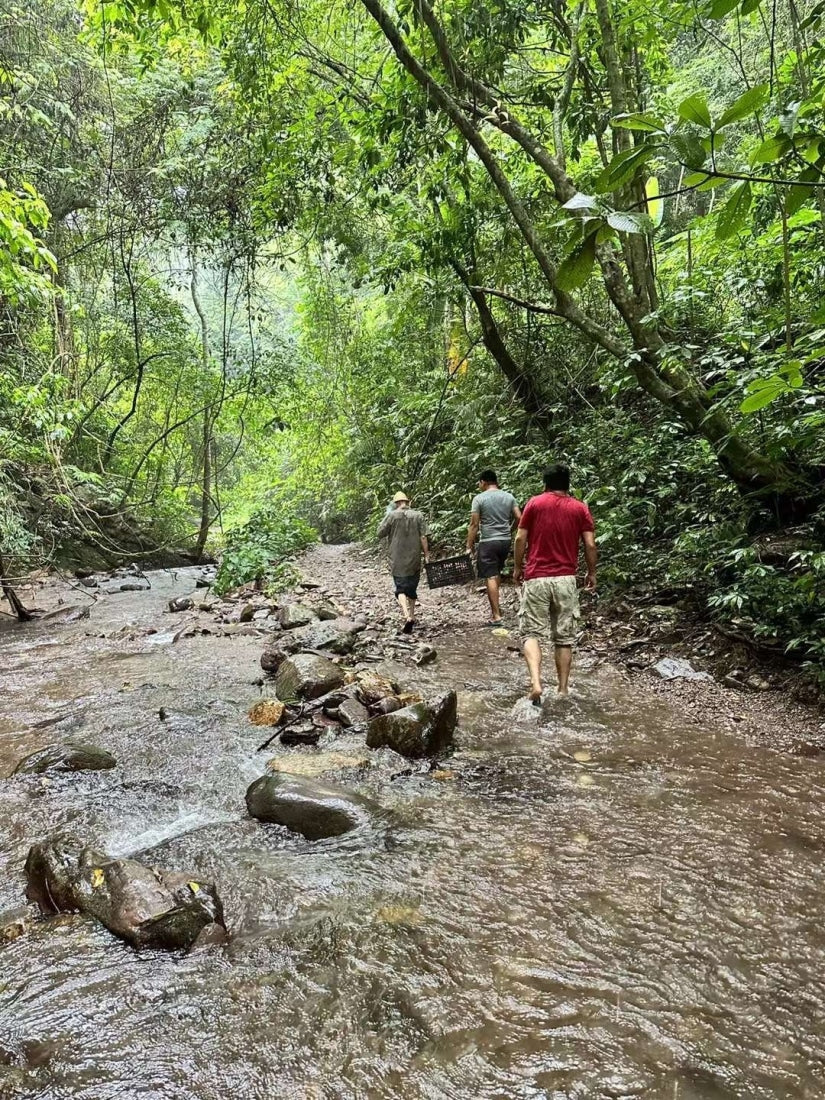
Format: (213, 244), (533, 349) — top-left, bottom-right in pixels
(14, 743), (117, 775)
(245, 773), (369, 840)
(0, 905), (37, 945)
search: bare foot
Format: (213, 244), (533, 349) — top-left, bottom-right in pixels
(528, 687), (543, 706)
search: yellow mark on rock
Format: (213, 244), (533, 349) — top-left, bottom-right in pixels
(573, 749), (592, 763)
(90, 868), (104, 888)
(577, 773), (595, 788)
(188, 881), (201, 893)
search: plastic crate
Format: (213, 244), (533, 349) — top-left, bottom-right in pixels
(424, 553), (476, 589)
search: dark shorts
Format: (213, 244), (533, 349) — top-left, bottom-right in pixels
(477, 539), (511, 579)
(393, 574), (420, 600)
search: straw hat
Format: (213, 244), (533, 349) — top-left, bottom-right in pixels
(392, 491), (410, 503)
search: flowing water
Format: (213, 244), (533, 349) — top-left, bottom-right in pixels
(2, 564), (825, 1099)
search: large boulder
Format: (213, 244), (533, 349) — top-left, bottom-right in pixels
(14, 743), (117, 775)
(24, 834), (226, 951)
(366, 691), (457, 759)
(275, 652), (344, 702)
(246, 773), (370, 840)
(279, 603), (318, 629)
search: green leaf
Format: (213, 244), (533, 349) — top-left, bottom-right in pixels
(678, 94), (712, 130)
(740, 384), (782, 413)
(741, 0), (762, 13)
(684, 171), (728, 190)
(562, 192), (598, 210)
(778, 360), (804, 387)
(671, 132), (707, 170)
(750, 134), (790, 165)
(717, 84), (770, 128)
(785, 168), (820, 216)
(606, 210), (654, 234)
(556, 234), (597, 292)
(645, 176), (664, 227)
(709, 0), (740, 17)
(595, 145), (656, 194)
(716, 181), (752, 239)
(611, 113), (665, 133)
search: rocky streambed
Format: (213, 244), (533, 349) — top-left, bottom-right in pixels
(2, 545), (825, 1098)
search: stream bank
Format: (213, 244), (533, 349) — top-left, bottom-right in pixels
(2, 543), (825, 1098)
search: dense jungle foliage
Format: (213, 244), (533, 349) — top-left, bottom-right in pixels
(1, 0), (824, 671)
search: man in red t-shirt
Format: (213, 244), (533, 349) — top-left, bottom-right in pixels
(513, 464), (597, 700)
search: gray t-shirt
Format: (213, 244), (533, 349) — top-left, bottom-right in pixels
(471, 488), (518, 542)
(377, 507), (428, 576)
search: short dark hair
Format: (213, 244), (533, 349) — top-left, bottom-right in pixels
(543, 464), (570, 491)
(478, 469), (497, 484)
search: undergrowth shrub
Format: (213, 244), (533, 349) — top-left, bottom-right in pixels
(214, 506), (316, 595)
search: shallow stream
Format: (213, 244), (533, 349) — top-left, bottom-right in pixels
(1, 563), (825, 1098)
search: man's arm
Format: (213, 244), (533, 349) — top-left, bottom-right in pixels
(418, 515), (429, 562)
(466, 512), (480, 553)
(513, 526), (528, 586)
(582, 530), (597, 590)
(377, 513), (393, 539)
(511, 502), (522, 526)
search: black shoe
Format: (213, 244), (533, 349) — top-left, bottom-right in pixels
(402, 620), (414, 634)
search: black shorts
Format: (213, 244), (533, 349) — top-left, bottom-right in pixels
(477, 539), (510, 579)
(394, 574), (420, 599)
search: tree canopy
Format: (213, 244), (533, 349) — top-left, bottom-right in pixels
(1, 0), (823, 670)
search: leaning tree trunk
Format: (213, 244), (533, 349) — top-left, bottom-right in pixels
(0, 553), (32, 621)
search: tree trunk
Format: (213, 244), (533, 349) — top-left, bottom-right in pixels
(0, 554), (32, 621)
(190, 251), (213, 563)
(449, 261), (553, 435)
(192, 417), (213, 562)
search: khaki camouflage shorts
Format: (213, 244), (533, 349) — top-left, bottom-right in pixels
(518, 575), (580, 647)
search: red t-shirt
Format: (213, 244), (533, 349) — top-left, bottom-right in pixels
(519, 492), (594, 580)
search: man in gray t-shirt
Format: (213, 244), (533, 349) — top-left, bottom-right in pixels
(466, 469), (522, 625)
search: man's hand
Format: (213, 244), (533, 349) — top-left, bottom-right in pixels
(585, 570), (597, 591)
(513, 566), (524, 587)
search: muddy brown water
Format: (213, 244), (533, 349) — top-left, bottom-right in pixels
(1, 564), (825, 1098)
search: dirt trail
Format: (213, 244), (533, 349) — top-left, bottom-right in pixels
(302, 543), (825, 754)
